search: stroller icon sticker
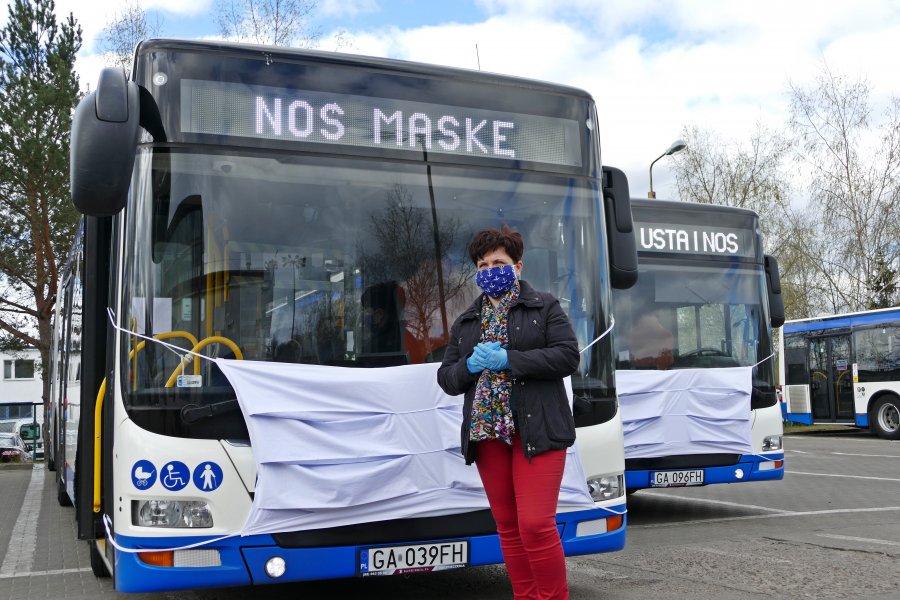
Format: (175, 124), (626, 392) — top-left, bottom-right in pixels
(131, 460), (156, 489)
(160, 461), (190, 491)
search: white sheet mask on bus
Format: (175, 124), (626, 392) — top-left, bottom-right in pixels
(214, 359), (596, 535)
(615, 367), (753, 459)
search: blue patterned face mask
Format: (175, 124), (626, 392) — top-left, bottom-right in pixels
(475, 265), (517, 298)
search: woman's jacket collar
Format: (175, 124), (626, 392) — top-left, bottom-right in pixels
(458, 279), (544, 321)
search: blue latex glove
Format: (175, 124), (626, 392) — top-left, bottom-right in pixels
(474, 341), (509, 371)
(472, 341), (500, 364)
(466, 352), (485, 374)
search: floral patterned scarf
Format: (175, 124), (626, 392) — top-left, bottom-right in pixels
(469, 281), (520, 445)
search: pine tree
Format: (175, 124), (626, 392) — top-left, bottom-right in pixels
(0, 0), (82, 423)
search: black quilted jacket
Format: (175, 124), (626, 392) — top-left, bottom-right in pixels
(437, 280), (580, 464)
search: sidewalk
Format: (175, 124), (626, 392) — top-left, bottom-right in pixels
(0, 465), (169, 600)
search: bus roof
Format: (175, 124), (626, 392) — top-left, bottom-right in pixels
(134, 38), (595, 101)
(784, 306), (900, 333)
(630, 197), (760, 219)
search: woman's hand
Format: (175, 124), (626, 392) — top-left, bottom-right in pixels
(474, 341), (509, 371)
(466, 352), (486, 374)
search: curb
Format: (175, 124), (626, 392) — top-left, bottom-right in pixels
(783, 428), (865, 436)
(0, 462), (37, 471)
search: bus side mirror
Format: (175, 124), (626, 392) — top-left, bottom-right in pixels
(70, 68), (141, 216)
(602, 166), (638, 289)
(765, 254), (785, 328)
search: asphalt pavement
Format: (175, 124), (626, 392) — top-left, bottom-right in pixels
(1, 431), (898, 599)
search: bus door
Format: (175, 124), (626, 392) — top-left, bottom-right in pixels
(809, 335), (854, 421)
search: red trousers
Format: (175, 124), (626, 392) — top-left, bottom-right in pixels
(475, 435), (568, 600)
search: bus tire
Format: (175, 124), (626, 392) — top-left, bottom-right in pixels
(89, 540), (110, 578)
(871, 396), (900, 440)
(57, 474), (72, 507)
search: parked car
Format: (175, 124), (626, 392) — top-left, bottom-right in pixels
(0, 419), (43, 460)
(0, 432), (32, 463)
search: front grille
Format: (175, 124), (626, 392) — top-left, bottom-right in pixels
(272, 509), (497, 548)
(626, 453), (740, 470)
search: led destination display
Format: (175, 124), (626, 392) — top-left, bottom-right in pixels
(180, 79), (582, 167)
(636, 222), (756, 258)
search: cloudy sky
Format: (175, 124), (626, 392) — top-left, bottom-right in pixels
(30, 0), (900, 198)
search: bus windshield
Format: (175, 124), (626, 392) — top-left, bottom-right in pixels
(613, 260), (775, 404)
(122, 147), (610, 437)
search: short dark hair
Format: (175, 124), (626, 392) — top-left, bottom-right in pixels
(468, 225), (524, 265)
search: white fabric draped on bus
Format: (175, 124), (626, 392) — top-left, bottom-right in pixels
(615, 367), (753, 459)
(213, 359), (595, 536)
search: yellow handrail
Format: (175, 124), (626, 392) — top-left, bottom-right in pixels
(835, 369), (851, 414)
(130, 331), (201, 375)
(93, 378), (106, 513)
(164, 336), (244, 388)
(93, 331), (218, 514)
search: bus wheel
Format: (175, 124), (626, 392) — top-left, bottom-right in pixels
(57, 474), (71, 507)
(871, 396), (900, 440)
(89, 540), (110, 578)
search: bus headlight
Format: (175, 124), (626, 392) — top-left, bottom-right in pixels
(133, 500), (214, 528)
(761, 435), (783, 452)
(587, 475), (624, 501)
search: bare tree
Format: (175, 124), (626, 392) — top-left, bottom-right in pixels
(672, 123), (793, 253)
(789, 63), (900, 313)
(98, 0), (162, 71)
(670, 124), (818, 318)
(216, 0), (322, 47)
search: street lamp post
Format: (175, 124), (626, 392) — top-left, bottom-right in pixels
(648, 139), (687, 199)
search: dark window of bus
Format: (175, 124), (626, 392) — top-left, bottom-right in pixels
(854, 326), (900, 383)
(613, 261), (775, 408)
(121, 150), (611, 439)
(784, 336), (809, 385)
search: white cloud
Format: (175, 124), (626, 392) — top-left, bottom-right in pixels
(346, 0), (900, 199)
(53, 0), (214, 54)
(318, 0), (378, 19)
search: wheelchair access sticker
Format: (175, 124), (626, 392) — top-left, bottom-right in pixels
(159, 461), (190, 491)
(131, 460), (157, 489)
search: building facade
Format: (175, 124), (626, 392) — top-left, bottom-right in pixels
(1, 348), (44, 420)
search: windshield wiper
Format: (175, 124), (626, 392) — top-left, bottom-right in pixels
(181, 399), (241, 424)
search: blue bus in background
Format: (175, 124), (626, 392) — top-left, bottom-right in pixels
(779, 307), (900, 440)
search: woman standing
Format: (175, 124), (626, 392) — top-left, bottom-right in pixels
(437, 225), (580, 600)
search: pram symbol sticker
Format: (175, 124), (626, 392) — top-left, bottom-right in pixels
(192, 462), (223, 491)
(160, 461), (190, 491)
(131, 460), (156, 489)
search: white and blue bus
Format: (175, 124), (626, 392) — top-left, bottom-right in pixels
(780, 307), (900, 440)
(51, 39), (638, 592)
(611, 199), (786, 491)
